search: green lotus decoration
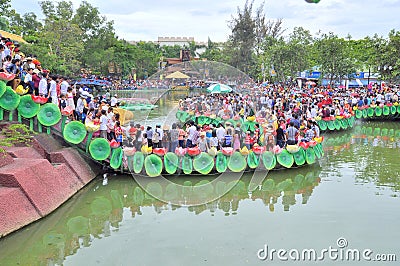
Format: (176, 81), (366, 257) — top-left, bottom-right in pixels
(0, 86), (20, 121)
(17, 95), (40, 118)
(63, 121), (87, 144)
(89, 138), (111, 161)
(0, 80), (6, 98)
(37, 103), (61, 127)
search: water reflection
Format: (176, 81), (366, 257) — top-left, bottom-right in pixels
(0, 166), (321, 265)
(322, 121), (400, 196)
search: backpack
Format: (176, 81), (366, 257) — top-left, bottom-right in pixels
(152, 130), (160, 143)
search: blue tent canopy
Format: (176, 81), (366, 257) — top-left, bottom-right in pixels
(75, 79), (112, 86)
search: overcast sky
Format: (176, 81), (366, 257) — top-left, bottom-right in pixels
(11, 0), (400, 42)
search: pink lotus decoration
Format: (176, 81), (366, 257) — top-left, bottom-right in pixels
(31, 95), (48, 104)
(308, 140), (317, 147)
(221, 147), (234, 156)
(187, 147), (201, 156)
(379, 103), (384, 108)
(153, 148), (167, 156)
(252, 145), (266, 155)
(272, 145), (283, 154)
(109, 139), (120, 148)
(299, 142), (310, 150)
(61, 105), (74, 116)
(222, 115), (229, 120)
(233, 115), (240, 120)
(123, 147), (136, 156)
(0, 72), (15, 82)
(175, 147), (187, 157)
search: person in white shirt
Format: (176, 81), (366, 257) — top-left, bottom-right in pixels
(48, 76), (58, 105)
(310, 105), (317, 118)
(99, 110), (108, 139)
(60, 77), (69, 95)
(76, 92), (88, 122)
(110, 94), (118, 107)
(38, 73), (48, 96)
(186, 121), (197, 148)
(216, 123), (226, 143)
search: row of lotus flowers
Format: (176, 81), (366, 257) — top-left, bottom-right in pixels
(129, 136), (324, 158)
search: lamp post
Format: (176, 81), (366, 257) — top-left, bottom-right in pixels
(378, 64), (394, 86)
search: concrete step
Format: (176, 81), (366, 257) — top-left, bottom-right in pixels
(49, 147), (97, 185)
(0, 158), (83, 216)
(0, 152), (14, 168)
(32, 133), (64, 160)
(6, 146), (44, 160)
(0, 187), (41, 237)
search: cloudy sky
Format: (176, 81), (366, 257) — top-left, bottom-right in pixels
(11, 0), (400, 42)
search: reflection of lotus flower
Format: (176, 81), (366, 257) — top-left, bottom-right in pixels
(67, 216), (89, 236)
(123, 147), (136, 156)
(175, 147), (187, 156)
(153, 148), (167, 156)
(62, 105), (74, 116)
(109, 139), (120, 148)
(273, 145), (283, 154)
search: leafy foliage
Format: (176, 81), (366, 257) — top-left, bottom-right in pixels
(0, 123), (35, 155)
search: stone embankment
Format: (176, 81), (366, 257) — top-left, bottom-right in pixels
(0, 124), (101, 237)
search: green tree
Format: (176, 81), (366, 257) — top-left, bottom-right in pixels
(34, 0), (84, 75)
(315, 32), (355, 86)
(228, 0), (256, 75)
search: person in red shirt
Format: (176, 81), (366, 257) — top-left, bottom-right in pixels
(114, 121), (123, 147)
(32, 69), (41, 96)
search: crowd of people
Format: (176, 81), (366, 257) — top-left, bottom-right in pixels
(3, 34), (400, 153)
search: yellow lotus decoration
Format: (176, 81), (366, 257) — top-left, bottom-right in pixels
(85, 122), (100, 132)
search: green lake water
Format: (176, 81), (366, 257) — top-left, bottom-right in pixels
(0, 91), (399, 265)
